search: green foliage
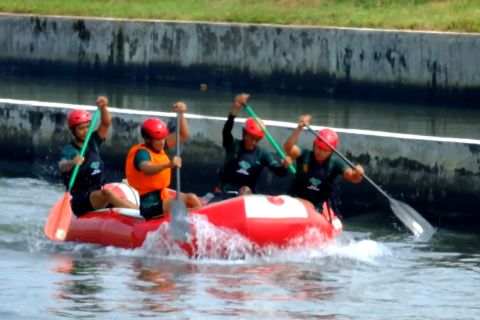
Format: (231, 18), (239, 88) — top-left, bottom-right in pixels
(0, 0), (479, 32)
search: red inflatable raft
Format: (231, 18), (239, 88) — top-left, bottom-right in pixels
(58, 183), (342, 257)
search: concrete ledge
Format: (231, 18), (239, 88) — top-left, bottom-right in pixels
(0, 14), (479, 105)
(1, 98), (479, 226)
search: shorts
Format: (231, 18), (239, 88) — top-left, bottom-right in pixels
(71, 189), (95, 217)
(140, 199), (164, 220)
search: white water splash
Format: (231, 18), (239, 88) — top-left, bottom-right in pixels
(134, 215), (261, 261)
(325, 237), (391, 263)
(109, 215), (390, 265)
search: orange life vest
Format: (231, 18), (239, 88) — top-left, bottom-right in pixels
(125, 144), (171, 200)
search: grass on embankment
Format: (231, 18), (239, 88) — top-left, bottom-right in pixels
(0, 0), (479, 33)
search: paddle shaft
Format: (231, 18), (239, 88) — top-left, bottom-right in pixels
(305, 124), (435, 239)
(68, 109), (101, 191)
(45, 108), (100, 241)
(243, 104), (296, 174)
(169, 111), (190, 242)
(176, 112), (181, 198)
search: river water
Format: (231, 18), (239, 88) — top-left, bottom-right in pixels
(1, 177), (479, 319)
(1, 75), (479, 319)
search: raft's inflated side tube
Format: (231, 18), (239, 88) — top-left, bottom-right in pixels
(65, 183), (342, 255)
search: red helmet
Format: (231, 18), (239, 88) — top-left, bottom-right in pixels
(141, 118), (169, 139)
(67, 109), (92, 129)
(243, 117), (265, 138)
(314, 128), (338, 151)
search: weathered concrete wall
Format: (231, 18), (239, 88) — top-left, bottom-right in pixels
(1, 99), (479, 225)
(0, 14), (479, 105)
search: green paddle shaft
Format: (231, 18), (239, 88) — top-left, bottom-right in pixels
(68, 109), (100, 191)
(243, 104), (296, 175)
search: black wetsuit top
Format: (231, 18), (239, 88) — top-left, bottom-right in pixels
(217, 114), (288, 193)
(289, 149), (347, 211)
(60, 132), (105, 215)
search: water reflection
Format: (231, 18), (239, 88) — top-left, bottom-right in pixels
(43, 237), (478, 320)
(202, 264), (338, 319)
(49, 255), (110, 317)
(127, 260), (188, 313)
(50, 255), (197, 316)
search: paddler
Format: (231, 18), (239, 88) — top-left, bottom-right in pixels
(284, 114), (364, 212)
(59, 96), (138, 216)
(212, 93), (293, 201)
(125, 102), (202, 220)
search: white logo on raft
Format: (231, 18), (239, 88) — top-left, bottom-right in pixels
(244, 195), (308, 219)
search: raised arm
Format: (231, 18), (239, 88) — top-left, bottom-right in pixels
(166, 102), (189, 148)
(223, 93), (249, 148)
(284, 115), (311, 160)
(95, 96), (111, 140)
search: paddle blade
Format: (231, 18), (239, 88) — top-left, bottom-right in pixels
(389, 198), (436, 241)
(170, 199), (190, 242)
(44, 193), (72, 241)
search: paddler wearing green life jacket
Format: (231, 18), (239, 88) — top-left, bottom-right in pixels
(284, 115), (364, 212)
(58, 96), (138, 216)
(214, 93), (293, 199)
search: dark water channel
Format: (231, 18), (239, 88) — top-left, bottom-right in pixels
(1, 74), (480, 139)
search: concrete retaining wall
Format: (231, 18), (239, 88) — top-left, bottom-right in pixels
(0, 14), (479, 105)
(1, 99), (479, 225)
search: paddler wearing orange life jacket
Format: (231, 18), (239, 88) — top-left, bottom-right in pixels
(214, 93), (293, 200)
(125, 102), (202, 220)
(284, 115), (364, 212)
(59, 96), (138, 216)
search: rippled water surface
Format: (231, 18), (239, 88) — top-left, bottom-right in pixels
(1, 177), (478, 320)
(1, 75), (479, 319)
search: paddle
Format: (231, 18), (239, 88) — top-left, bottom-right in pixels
(44, 108), (100, 241)
(305, 124), (436, 241)
(169, 112), (190, 242)
(243, 104), (296, 174)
